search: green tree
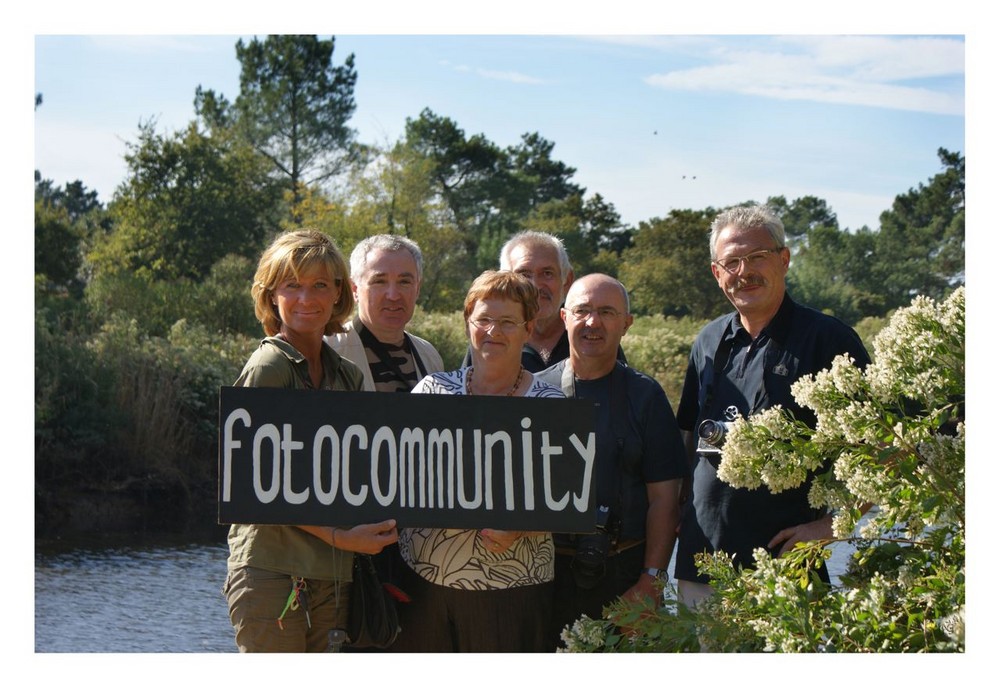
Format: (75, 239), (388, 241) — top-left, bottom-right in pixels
(526, 192), (627, 278)
(620, 209), (728, 318)
(505, 131), (583, 211)
(403, 108), (508, 271)
(34, 175), (109, 292)
(91, 121), (282, 281)
(401, 109), (588, 276)
(35, 199), (83, 290)
(788, 224), (884, 323)
(198, 35), (359, 215)
(873, 148), (964, 309)
(768, 194), (840, 235)
(333, 139), (470, 312)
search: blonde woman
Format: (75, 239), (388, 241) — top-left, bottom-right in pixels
(224, 230), (398, 652)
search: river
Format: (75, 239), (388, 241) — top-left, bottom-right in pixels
(35, 532), (236, 653)
(34, 532), (859, 653)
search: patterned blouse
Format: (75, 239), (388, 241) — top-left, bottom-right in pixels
(398, 367), (564, 590)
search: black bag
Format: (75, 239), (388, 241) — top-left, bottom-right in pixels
(346, 553), (403, 649)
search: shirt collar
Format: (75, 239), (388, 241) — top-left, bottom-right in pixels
(724, 293), (796, 344)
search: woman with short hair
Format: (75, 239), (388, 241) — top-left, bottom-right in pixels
(393, 270), (564, 652)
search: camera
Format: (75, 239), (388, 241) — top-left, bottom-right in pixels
(571, 505), (619, 590)
(696, 405), (741, 456)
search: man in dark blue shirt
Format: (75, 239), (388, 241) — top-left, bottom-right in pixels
(675, 205), (870, 608)
(538, 274), (685, 648)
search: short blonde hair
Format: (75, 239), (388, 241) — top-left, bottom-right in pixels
(463, 270), (540, 323)
(251, 230), (355, 337)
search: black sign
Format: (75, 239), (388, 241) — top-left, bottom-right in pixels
(219, 387), (598, 532)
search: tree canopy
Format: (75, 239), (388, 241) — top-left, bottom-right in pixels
(90, 121), (281, 281)
(197, 35), (359, 215)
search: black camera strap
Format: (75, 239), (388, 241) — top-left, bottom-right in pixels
(560, 360), (628, 540)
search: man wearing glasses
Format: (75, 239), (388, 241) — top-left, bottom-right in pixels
(537, 274), (686, 649)
(674, 205), (870, 610)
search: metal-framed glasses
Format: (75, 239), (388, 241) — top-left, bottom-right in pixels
(714, 247), (783, 274)
(469, 316), (527, 334)
(567, 306), (624, 322)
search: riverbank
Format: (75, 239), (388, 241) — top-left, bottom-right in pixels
(35, 476), (219, 539)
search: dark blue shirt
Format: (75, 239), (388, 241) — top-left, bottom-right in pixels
(675, 294), (871, 582)
(537, 360), (686, 540)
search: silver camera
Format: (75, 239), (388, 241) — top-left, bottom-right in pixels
(696, 405), (741, 455)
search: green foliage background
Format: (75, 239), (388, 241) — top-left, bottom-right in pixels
(33, 36), (964, 540)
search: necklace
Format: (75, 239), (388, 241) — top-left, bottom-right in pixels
(466, 365), (524, 396)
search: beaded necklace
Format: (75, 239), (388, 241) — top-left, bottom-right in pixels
(465, 365), (524, 396)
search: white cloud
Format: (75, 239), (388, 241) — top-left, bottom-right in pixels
(780, 35), (964, 81)
(643, 35), (964, 115)
(440, 58), (543, 84)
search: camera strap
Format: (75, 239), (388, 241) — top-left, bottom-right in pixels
(560, 361), (628, 537)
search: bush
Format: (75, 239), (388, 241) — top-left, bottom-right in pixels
(622, 315), (705, 402)
(85, 254), (260, 338)
(408, 307), (469, 370)
(35, 281), (117, 484)
(36, 283), (258, 532)
(562, 289), (965, 652)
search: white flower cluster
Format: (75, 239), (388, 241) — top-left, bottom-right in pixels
(558, 615), (607, 652)
(719, 407), (823, 493)
(867, 288), (964, 406)
(718, 288), (964, 544)
(939, 606), (965, 644)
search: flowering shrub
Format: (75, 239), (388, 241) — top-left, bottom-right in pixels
(561, 288), (964, 652)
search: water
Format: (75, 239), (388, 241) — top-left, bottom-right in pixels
(35, 535), (236, 653)
(34, 533), (858, 653)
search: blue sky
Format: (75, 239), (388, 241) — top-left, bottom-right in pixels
(33, 32), (965, 232)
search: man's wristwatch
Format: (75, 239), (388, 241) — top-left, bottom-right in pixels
(642, 567), (665, 579)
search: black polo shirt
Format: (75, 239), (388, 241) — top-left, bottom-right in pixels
(675, 294), (871, 583)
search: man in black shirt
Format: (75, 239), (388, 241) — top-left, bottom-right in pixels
(538, 274), (685, 648)
(674, 205), (870, 608)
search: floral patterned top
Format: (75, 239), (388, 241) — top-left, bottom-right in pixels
(398, 368), (564, 590)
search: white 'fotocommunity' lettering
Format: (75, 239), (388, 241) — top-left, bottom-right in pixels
(220, 408), (595, 514)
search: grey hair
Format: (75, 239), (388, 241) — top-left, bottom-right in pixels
(350, 234), (424, 281)
(499, 230), (573, 281)
(708, 205), (786, 260)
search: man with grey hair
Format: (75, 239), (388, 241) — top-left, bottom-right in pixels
(324, 234), (444, 652)
(326, 234), (444, 392)
(674, 204), (870, 609)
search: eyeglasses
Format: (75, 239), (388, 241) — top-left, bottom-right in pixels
(567, 306), (624, 322)
(714, 247), (783, 274)
(469, 317), (527, 334)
